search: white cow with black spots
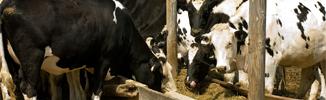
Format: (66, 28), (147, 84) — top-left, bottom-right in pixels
(187, 0), (326, 99)
(145, 8), (197, 71)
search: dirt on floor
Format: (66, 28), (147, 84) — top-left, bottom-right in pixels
(176, 68), (247, 100)
(175, 67), (307, 100)
(283, 68), (301, 98)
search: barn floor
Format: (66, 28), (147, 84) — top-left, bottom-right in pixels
(176, 67), (306, 100)
(176, 68), (247, 100)
(283, 68), (303, 98)
(46, 66), (306, 100)
(96, 66), (306, 100)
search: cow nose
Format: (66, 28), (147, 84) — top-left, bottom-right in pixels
(190, 81), (197, 88)
(191, 28), (202, 36)
(185, 80), (197, 89)
(216, 66), (227, 73)
(185, 76), (197, 89)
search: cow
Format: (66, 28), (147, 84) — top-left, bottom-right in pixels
(116, 0), (198, 72)
(186, 0), (326, 99)
(184, 43), (216, 89)
(184, 0), (248, 89)
(115, 0), (213, 93)
(144, 8), (196, 70)
(115, 0), (191, 36)
(0, 0), (168, 99)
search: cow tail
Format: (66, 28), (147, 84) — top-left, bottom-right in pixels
(0, 0), (20, 97)
(0, 1), (32, 99)
(0, 24), (17, 99)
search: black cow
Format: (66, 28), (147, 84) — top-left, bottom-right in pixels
(185, 44), (215, 89)
(113, 0), (224, 90)
(116, 0), (190, 37)
(116, 0), (166, 38)
(187, 0), (237, 35)
(1, 0), (164, 99)
(116, 0), (195, 73)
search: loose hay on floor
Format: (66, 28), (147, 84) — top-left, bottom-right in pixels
(176, 69), (247, 100)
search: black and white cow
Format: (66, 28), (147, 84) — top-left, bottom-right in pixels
(113, 0), (199, 92)
(145, 8), (196, 69)
(184, 0), (248, 89)
(0, 0), (167, 99)
(186, 0), (326, 99)
(116, 0), (200, 78)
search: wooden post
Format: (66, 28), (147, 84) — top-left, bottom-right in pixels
(248, 0), (266, 99)
(166, 0), (178, 78)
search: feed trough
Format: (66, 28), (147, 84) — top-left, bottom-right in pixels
(105, 76), (194, 100)
(40, 56), (193, 100)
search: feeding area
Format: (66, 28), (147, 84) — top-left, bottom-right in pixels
(0, 0), (326, 100)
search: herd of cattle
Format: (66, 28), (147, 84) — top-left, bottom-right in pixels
(0, 0), (325, 99)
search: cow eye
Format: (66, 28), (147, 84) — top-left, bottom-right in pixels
(226, 42), (232, 48)
(150, 65), (155, 72)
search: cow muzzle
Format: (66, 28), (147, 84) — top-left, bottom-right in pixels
(215, 65), (228, 73)
(191, 28), (203, 36)
(184, 76), (198, 89)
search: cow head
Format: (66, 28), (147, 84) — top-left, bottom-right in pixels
(185, 23), (246, 89)
(187, 0), (204, 35)
(187, 0), (226, 36)
(185, 43), (215, 89)
(135, 57), (164, 91)
(210, 23), (237, 73)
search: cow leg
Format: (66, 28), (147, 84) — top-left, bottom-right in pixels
(274, 66), (286, 95)
(319, 61), (326, 99)
(297, 67), (316, 99)
(49, 73), (65, 100)
(14, 47), (44, 99)
(91, 60), (110, 100)
(265, 54), (280, 94)
(307, 79), (319, 100)
(237, 70), (249, 88)
(67, 70), (86, 100)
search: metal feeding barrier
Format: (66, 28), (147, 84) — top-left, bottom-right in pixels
(138, 86), (194, 100)
(112, 76), (194, 100)
(207, 76), (300, 100)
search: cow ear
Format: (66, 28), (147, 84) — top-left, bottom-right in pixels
(149, 57), (156, 64)
(156, 41), (166, 48)
(158, 57), (166, 63)
(234, 30), (248, 42)
(150, 57), (162, 72)
(202, 0), (223, 11)
(207, 44), (214, 51)
(187, 1), (196, 12)
(177, 0), (190, 11)
(200, 0), (224, 17)
(158, 64), (164, 77)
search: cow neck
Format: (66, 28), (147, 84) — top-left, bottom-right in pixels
(117, 0), (166, 37)
(127, 29), (154, 64)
